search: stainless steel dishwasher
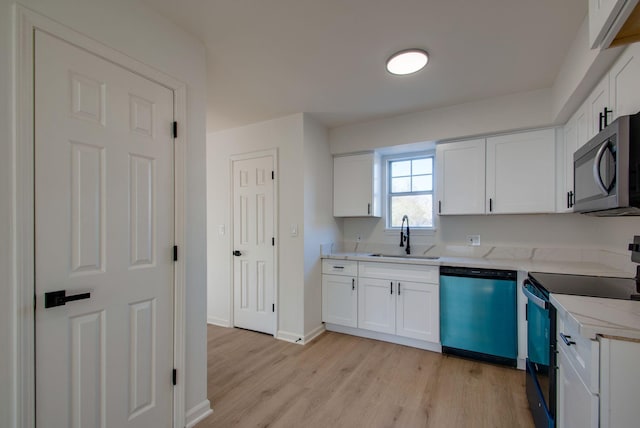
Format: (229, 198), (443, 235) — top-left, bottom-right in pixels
(439, 266), (518, 366)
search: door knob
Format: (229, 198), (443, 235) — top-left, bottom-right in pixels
(44, 290), (91, 308)
(233, 250), (242, 256)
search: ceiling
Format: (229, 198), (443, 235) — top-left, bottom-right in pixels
(142, 0), (587, 132)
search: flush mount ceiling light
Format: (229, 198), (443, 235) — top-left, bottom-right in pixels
(386, 49), (429, 75)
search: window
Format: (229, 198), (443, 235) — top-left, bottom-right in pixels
(387, 156), (434, 228)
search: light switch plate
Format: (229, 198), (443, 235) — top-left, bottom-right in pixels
(290, 224), (298, 237)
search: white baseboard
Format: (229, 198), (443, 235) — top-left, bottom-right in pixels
(325, 323), (442, 353)
(276, 330), (304, 344)
(185, 399), (213, 428)
(207, 316), (232, 327)
(303, 324), (325, 344)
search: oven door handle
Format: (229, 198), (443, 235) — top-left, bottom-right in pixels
(521, 283), (548, 310)
(593, 140), (614, 196)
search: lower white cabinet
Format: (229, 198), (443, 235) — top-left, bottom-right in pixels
(557, 347), (599, 428)
(357, 278), (396, 334)
(395, 280), (439, 342)
(322, 260), (358, 328)
(357, 262), (439, 343)
(322, 274), (357, 328)
(322, 259), (440, 347)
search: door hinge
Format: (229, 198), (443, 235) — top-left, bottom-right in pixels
(172, 369), (177, 386)
(272, 303), (275, 312)
(173, 245), (178, 261)
(271, 171), (274, 180)
(172, 121), (178, 139)
(272, 237), (275, 246)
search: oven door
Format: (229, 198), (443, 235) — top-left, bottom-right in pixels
(523, 280), (555, 428)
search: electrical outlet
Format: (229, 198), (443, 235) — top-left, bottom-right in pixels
(467, 235), (480, 246)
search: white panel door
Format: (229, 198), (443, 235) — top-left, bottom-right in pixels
(435, 139), (486, 215)
(557, 348), (599, 428)
(609, 42), (640, 121)
(232, 155), (275, 334)
(35, 31), (174, 427)
(396, 281), (439, 343)
(322, 275), (357, 327)
(357, 278), (395, 334)
(588, 75), (611, 139)
(486, 129), (556, 214)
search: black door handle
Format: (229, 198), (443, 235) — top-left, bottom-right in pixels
(233, 250), (242, 256)
(44, 290), (91, 308)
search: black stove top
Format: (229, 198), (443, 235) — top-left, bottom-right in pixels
(528, 272), (640, 300)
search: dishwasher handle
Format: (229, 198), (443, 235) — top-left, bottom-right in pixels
(522, 282), (548, 310)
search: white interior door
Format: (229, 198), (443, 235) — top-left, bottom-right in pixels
(232, 155), (276, 334)
(35, 30), (175, 427)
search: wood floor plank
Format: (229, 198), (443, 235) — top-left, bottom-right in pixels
(198, 325), (534, 428)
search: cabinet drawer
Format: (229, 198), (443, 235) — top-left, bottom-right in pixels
(358, 262), (439, 283)
(322, 259), (358, 276)
(557, 313), (600, 394)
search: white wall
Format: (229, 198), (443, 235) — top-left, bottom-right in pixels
(302, 115), (342, 337)
(343, 213), (640, 255)
(1, 0), (208, 425)
(206, 114), (306, 338)
(329, 88), (554, 155)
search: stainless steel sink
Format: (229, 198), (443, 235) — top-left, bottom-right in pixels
(369, 253), (439, 260)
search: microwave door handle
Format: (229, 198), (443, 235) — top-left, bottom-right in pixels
(521, 283), (548, 310)
(593, 141), (611, 196)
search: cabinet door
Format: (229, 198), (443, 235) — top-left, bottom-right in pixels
(357, 277), (395, 334)
(486, 129), (556, 214)
(609, 42), (640, 121)
(395, 281), (439, 343)
(333, 153), (380, 217)
(557, 348), (599, 428)
(588, 75), (611, 139)
(562, 118), (578, 212)
(322, 275), (358, 327)
(588, 0), (627, 48)
(435, 139), (486, 215)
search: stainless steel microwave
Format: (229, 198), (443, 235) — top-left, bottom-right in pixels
(573, 112), (640, 216)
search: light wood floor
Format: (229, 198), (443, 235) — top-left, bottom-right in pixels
(197, 325), (534, 428)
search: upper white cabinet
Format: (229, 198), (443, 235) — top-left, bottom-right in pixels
(333, 152), (381, 217)
(437, 129), (556, 215)
(589, 0), (640, 49)
(580, 42), (640, 145)
(486, 129), (556, 214)
(436, 138), (486, 215)
(587, 75), (611, 138)
(609, 41), (640, 119)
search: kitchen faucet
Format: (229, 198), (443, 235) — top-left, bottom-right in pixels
(399, 215), (411, 255)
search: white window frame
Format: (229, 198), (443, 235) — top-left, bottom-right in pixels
(383, 151), (437, 235)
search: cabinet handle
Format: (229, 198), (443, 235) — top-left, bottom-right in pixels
(438, 200), (441, 214)
(604, 107), (612, 128)
(567, 191), (574, 208)
(489, 198), (493, 212)
(599, 111), (604, 132)
(352, 278), (355, 291)
(559, 333), (575, 347)
(367, 203), (371, 215)
(333, 266), (344, 269)
(390, 282), (393, 295)
(398, 282), (401, 295)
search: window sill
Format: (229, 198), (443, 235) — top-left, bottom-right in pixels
(384, 228), (436, 237)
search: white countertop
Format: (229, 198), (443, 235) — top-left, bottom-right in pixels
(323, 253), (632, 278)
(550, 294), (640, 341)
